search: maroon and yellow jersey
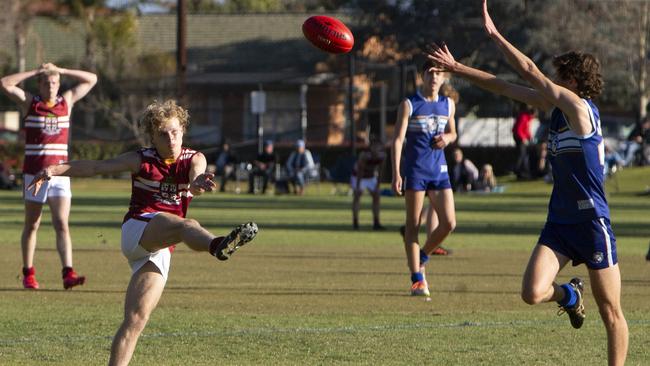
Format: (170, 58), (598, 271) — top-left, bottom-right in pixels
(23, 95), (70, 174)
(123, 147), (197, 223)
(352, 150), (386, 178)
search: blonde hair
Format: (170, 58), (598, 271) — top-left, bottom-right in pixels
(38, 70), (60, 83)
(140, 100), (190, 139)
(480, 164), (496, 189)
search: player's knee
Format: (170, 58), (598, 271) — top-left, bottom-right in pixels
(520, 287), (544, 305)
(124, 311), (150, 334)
(23, 219), (41, 232)
(51, 218), (69, 232)
(439, 219), (456, 234)
(182, 218), (200, 231)
(597, 302), (625, 328)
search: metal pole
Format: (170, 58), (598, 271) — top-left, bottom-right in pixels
(348, 53), (356, 156)
(300, 83), (308, 142)
(257, 84), (264, 154)
(176, 0), (187, 100)
(379, 82), (387, 142)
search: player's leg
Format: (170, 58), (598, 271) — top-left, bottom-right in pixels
(588, 265), (628, 366)
(421, 189), (455, 255)
(139, 213), (257, 260)
(370, 182), (384, 230)
(521, 244), (569, 305)
(109, 262), (166, 366)
(21, 200), (43, 289)
(351, 176), (362, 229)
(49, 195), (86, 289)
(48, 196), (73, 267)
(404, 189), (428, 296)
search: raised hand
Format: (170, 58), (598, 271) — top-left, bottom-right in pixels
(26, 169), (51, 196)
(482, 0), (500, 38)
(424, 43), (456, 72)
(190, 173), (216, 194)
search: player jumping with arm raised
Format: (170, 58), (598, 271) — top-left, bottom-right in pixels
(425, 1), (627, 364)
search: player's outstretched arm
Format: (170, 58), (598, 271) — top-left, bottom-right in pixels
(481, 0), (590, 133)
(425, 43), (552, 111)
(28, 151), (141, 195)
(189, 152), (216, 196)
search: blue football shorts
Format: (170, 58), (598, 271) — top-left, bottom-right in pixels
(538, 217), (617, 270)
(404, 175), (452, 192)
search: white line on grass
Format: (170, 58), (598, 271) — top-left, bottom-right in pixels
(2, 319), (649, 345)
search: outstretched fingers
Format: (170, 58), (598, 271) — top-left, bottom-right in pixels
(424, 42), (455, 72)
(27, 174), (47, 196)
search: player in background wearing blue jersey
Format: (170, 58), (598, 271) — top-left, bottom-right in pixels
(391, 60), (458, 297)
(426, 1), (627, 364)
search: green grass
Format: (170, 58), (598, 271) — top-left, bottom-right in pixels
(1, 169), (649, 365)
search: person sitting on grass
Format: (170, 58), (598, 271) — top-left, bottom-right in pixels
(28, 100), (258, 366)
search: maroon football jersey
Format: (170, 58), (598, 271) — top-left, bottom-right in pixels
(123, 147), (197, 223)
(23, 95), (70, 174)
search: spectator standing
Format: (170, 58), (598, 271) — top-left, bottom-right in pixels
(286, 139), (315, 196)
(248, 140), (275, 194)
(513, 103), (535, 179)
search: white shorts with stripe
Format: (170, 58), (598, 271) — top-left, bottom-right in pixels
(121, 212), (171, 281)
(23, 174), (71, 204)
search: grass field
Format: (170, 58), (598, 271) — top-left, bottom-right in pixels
(1, 168), (649, 365)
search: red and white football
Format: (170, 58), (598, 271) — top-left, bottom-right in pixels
(302, 15), (354, 54)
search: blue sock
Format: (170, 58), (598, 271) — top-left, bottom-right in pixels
(411, 272), (424, 284)
(420, 249), (429, 266)
(558, 283), (577, 308)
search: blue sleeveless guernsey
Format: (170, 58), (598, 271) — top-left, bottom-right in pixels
(402, 92), (451, 191)
(546, 99), (610, 224)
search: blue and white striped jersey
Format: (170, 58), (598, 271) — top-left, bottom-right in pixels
(547, 99), (610, 223)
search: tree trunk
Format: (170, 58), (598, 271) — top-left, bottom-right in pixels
(638, 1), (649, 120)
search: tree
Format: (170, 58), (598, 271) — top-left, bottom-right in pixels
(530, 0), (650, 120)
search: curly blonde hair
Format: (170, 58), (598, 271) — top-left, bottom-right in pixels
(552, 51), (603, 99)
(140, 100), (190, 139)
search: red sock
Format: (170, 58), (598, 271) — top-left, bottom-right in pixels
(22, 267), (35, 277)
(62, 267), (74, 278)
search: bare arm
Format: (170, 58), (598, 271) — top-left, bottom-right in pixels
(481, 0), (591, 134)
(189, 152), (216, 196)
(0, 69), (38, 112)
(391, 99), (410, 195)
(48, 63), (98, 107)
(426, 44), (553, 112)
(27, 151), (141, 195)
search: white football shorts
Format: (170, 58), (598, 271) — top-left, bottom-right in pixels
(350, 176), (378, 193)
(121, 212), (171, 281)
(23, 174), (71, 204)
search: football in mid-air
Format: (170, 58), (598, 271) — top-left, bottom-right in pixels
(302, 15), (354, 54)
